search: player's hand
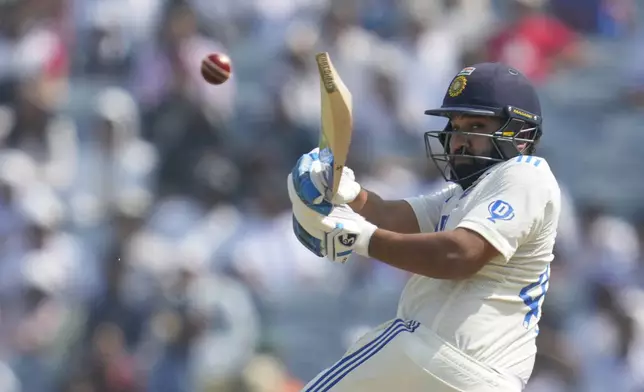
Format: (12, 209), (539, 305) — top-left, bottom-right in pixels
(288, 173), (376, 263)
(290, 147), (361, 216)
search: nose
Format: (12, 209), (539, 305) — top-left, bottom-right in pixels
(449, 131), (469, 154)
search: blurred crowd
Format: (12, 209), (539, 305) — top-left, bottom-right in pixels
(0, 0), (643, 391)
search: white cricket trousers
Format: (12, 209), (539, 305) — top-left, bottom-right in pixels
(300, 318), (524, 392)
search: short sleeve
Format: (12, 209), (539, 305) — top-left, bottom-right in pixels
(404, 184), (460, 233)
(456, 160), (557, 262)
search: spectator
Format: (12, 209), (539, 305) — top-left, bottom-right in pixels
(487, 0), (585, 83)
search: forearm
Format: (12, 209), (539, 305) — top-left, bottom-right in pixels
(349, 189), (420, 234)
(367, 228), (481, 280)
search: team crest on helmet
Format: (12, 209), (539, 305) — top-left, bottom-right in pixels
(448, 76), (467, 97)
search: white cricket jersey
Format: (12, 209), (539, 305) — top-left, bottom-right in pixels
(400, 155), (561, 383)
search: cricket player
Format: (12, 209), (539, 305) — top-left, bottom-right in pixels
(287, 63), (560, 391)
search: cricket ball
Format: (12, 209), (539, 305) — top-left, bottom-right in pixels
(201, 53), (232, 85)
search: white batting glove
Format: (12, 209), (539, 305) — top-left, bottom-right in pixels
(288, 173), (376, 263)
(290, 148), (361, 216)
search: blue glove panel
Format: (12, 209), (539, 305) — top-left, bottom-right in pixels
(292, 215), (324, 257)
(290, 151), (332, 216)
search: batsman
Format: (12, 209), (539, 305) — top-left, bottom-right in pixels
(288, 62), (561, 391)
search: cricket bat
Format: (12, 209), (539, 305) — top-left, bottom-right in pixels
(315, 52), (353, 198)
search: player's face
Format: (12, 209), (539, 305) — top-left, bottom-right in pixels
(448, 115), (503, 166)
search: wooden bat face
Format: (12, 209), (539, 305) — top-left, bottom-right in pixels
(316, 52), (353, 198)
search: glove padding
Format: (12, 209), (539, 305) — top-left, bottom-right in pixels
(290, 148), (361, 216)
(287, 173), (376, 263)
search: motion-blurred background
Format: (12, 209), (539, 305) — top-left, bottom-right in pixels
(0, 0), (642, 391)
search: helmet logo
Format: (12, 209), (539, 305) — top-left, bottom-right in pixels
(457, 66), (476, 76)
(448, 76), (467, 97)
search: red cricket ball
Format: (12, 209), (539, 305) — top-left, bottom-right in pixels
(201, 53), (232, 85)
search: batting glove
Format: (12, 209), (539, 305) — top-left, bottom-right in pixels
(287, 173), (376, 263)
(290, 147), (361, 216)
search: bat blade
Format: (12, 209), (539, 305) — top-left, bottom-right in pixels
(315, 52), (353, 198)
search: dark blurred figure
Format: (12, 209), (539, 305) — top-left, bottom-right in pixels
(81, 19), (132, 79)
(9, 275), (83, 392)
(9, 283), (58, 392)
(145, 268), (207, 392)
(86, 323), (142, 392)
(61, 322), (141, 392)
(83, 251), (147, 353)
(114, 244), (241, 392)
(593, 283), (635, 362)
(62, 246), (147, 391)
(143, 92), (233, 203)
(134, 1), (239, 206)
(240, 95), (316, 184)
(4, 81), (53, 159)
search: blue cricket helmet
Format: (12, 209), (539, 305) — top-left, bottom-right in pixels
(424, 63), (543, 189)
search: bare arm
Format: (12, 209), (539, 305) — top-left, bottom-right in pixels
(348, 189), (420, 234)
(362, 162), (554, 280)
(368, 227), (500, 280)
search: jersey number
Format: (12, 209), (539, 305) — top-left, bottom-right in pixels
(435, 215), (449, 232)
(519, 265), (550, 332)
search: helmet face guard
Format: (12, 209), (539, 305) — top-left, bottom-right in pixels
(424, 105), (542, 189)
